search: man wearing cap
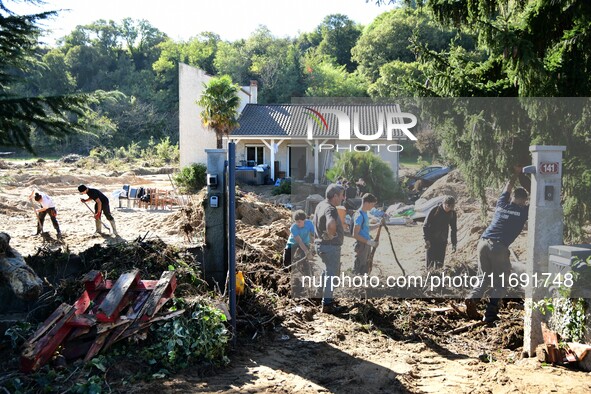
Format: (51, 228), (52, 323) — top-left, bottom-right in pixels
(423, 195), (457, 269)
(465, 171), (529, 323)
(78, 184), (119, 236)
(313, 183), (345, 314)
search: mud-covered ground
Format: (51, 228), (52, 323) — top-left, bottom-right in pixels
(2, 159), (591, 393)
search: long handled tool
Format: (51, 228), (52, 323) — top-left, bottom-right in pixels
(381, 220), (406, 276)
(82, 201), (111, 232)
(29, 197), (43, 233)
(367, 217), (384, 275)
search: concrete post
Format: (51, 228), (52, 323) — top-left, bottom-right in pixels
(270, 138), (275, 181)
(314, 140), (320, 184)
(523, 145), (566, 356)
(204, 149), (227, 288)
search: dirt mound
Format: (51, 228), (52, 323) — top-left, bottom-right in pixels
(171, 188), (291, 243)
(0, 159), (12, 169)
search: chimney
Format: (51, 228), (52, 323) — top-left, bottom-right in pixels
(249, 80), (258, 104)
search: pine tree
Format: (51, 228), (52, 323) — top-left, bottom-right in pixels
(0, 0), (90, 152)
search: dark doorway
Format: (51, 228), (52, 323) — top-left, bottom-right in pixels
(289, 146), (307, 180)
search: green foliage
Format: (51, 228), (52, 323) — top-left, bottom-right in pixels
(352, 8), (474, 82)
(368, 60), (423, 97)
(415, 0), (591, 97)
(420, 97), (591, 241)
(316, 14), (362, 72)
(272, 178), (291, 195)
(534, 256), (591, 343)
(327, 151), (404, 203)
(415, 128), (440, 163)
(174, 163), (207, 193)
(198, 75), (240, 149)
(303, 54), (368, 97)
(537, 295), (587, 343)
(140, 301), (230, 370)
(154, 32), (220, 76)
(4, 322), (33, 350)
(2, 302), (229, 393)
(81, 137), (179, 169)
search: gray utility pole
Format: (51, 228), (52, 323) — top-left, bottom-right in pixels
(204, 149), (228, 288)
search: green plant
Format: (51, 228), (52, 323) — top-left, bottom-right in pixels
(89, 146), (112, 163)
(173, 163), (207, 193)
(535, 256), (590, 342)
(154, 137), (179, 164)
(272, 179), (291, 195)
(4, 322), (33, 349)
(537, 297), (587, 343)
(141, 301), (230, 370)
(327, 151), (404, 203)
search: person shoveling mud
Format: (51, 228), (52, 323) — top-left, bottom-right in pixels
(29, 190), (61, 237)
(78, 184), (119, 236)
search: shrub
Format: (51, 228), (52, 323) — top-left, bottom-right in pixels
(327, 151), (404, 203)
(174, 163), (207, 193)
(272, 178), (291, 195)
(89, 146), (112, 162)
(154, 137), (179, 164)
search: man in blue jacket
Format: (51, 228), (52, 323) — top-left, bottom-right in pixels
(466, 171), (529, 323)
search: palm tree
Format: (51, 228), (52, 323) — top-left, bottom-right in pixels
(197, 75), (240, 149)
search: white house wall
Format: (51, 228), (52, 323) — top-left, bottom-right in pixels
(179, 63), (214, 168)
(178, 63), (254, 168)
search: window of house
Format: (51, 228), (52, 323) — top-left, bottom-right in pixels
(246, 146), (264, 165)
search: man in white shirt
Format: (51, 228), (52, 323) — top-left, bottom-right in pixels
(30, 190), (61, 236)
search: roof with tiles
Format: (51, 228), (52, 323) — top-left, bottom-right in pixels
(231, 104), (412, 139)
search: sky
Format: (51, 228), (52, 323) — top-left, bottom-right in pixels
(10, 0), (393, 45)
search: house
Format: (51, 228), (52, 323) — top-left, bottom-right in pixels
(179, 64), (416, 184)
(178, 63), (257, 167)
(229, 103), (414, 184)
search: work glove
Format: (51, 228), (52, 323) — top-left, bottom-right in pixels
(425, 240), (431, 249)
(367, 239), (378, 248)
(94, 212), (102, 220)
(452, 244), (457, 253)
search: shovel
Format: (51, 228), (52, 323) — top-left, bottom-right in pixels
(29, 197), (43, 234)
(82, 201), (111, 232)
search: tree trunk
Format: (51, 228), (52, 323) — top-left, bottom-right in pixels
(0, 232), (43, 300)
(216, 134), (223, 149)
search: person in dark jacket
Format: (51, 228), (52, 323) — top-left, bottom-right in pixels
(423, 195), (457, 269)
(78, 184), (119, 236)
(465, 172), (529, 323)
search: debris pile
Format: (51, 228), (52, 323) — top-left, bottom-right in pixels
(20, 269), (180, 372)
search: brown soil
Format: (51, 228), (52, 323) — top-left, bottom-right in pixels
(1, 160), (590, 393)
